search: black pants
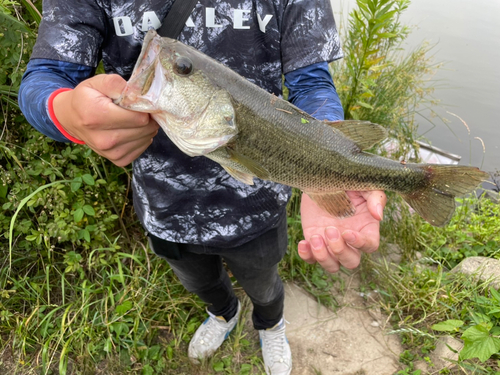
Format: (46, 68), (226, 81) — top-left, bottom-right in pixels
(148, 213), (288, 330)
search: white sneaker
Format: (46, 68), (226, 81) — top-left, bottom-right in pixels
(188, 301), (241, 362)
(259, 318), (292, 375)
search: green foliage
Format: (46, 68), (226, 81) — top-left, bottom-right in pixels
(432, 287), (500, 363)
(332, 0), (437, 159)
(1, 124), (128, 254)
(3, 0), (492, 373)
(0, 0), (40, 109)
(417, 196), (500, 269)
(371, 193), (500, 372)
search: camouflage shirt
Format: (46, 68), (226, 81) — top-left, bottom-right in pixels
(29, 0), (342, 247)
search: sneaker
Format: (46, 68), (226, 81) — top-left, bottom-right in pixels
(188, 300), (241, 362)
(259, 318), (292, 375)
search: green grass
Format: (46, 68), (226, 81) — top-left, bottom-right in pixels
(366, 194), (500, 374)
(2, 0), (499, 373)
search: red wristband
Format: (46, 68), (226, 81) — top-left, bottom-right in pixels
(48, 88), (85, 145)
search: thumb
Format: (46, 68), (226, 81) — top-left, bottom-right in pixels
(79, 74), (127, 100)
(362, 190), (386, 221)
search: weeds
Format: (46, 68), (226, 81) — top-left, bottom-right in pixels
(332, 0), (438, 160)
(418, 196), (500, 269)
(2, 0), (498, 373)
(369, 193), (500, 372)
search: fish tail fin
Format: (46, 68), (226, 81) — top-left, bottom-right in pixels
(400, 165), (488, 227)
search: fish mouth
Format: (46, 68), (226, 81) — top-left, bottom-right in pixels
(115, 56), (169, 112)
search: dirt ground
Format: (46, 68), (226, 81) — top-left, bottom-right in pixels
(282, 272), (403, 375)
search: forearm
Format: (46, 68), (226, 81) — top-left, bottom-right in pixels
(284, 61), (344, 121)
(18, 59), (94, 142)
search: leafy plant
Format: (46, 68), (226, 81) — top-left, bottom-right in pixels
(332, 0), (437, 160)
(418, 196), (500, 269)
(432, 287), (500, 363)
(0, 0), (39, 109)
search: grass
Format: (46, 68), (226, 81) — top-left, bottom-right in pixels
(2, 0), (500, 373)
(0, 236), (269, 374)
(364, 195), (500, 374)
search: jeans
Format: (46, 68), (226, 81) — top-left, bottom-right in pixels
(148, 213), (288, 330)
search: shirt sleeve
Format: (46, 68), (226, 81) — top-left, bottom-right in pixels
(18, 58), (94, 142)
(281, 0), (343, 74)
(30, 0), (106, 67)
(285, 61), (344, 121)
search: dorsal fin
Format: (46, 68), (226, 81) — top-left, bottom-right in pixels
(324, 120), (388, 150)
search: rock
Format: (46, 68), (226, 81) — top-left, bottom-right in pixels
(430, 336), (463, 370)
(452, 257), (500, 289)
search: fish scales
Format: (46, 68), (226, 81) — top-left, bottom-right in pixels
(220, 94), (426, 193)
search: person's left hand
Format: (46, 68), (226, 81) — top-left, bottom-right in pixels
(298, 190), (386, 273)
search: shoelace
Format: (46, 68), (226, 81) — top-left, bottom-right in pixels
(197, 316), (228, 346)
(262, 325), (288, 363)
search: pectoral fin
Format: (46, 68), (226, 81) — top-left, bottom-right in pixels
(306, 191), (356, 218)
(222, 166), (255, 185)
(207, 147), (270, 184)
(324, 120), (387, 150)
(225, 148), (270, 181)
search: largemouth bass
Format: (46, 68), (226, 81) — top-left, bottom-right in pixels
(116, 30), (488, 227)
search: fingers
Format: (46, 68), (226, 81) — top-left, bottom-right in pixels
(73, 79), (152, 131)
(298, 236), (343, 273)
(95, 135), (155, 167)
(341, 226), (379, 254)
(83, 73), (127, 99)
(90, 100), (151, 130)
(298, 228), (363, 273)
(51, 74), (161, 166)
(297, 240), (317, 264)
(89, 125), (158, 166)
(298, 223), (379, 273)
(84, 119), (158, 150)
(361, 190), (387, 221)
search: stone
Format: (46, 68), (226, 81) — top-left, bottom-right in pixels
(430, 336), (463, 370)
(452, 257), (500, 289)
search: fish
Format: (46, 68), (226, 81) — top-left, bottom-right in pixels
(115, 29), (489, 227)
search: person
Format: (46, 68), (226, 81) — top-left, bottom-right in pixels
(19, 1), (386, 374)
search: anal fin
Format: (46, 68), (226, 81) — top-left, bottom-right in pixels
(306, 191), (356, 218)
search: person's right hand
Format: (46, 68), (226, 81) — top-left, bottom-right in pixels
(53, 74), (159, 167)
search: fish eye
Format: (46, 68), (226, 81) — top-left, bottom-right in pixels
(174, 56), (193, 76)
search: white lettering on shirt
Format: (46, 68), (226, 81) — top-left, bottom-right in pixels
(186, 15), (195, 28)
(234, 9), (251, 29)
(206, 8), (223, 28)
(113, 16), (134, 36)
(141, 11), (161, 31)
(113, 8), (274, 37)
(257, 14), (273, 33)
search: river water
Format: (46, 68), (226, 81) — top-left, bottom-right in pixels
(331, 0), (500, 172)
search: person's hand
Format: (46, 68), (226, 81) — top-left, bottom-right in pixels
(53, 74), (159, 166)
(298, 190), (386, 273)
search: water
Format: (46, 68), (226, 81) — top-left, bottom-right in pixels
(331, 0), (500, 172)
